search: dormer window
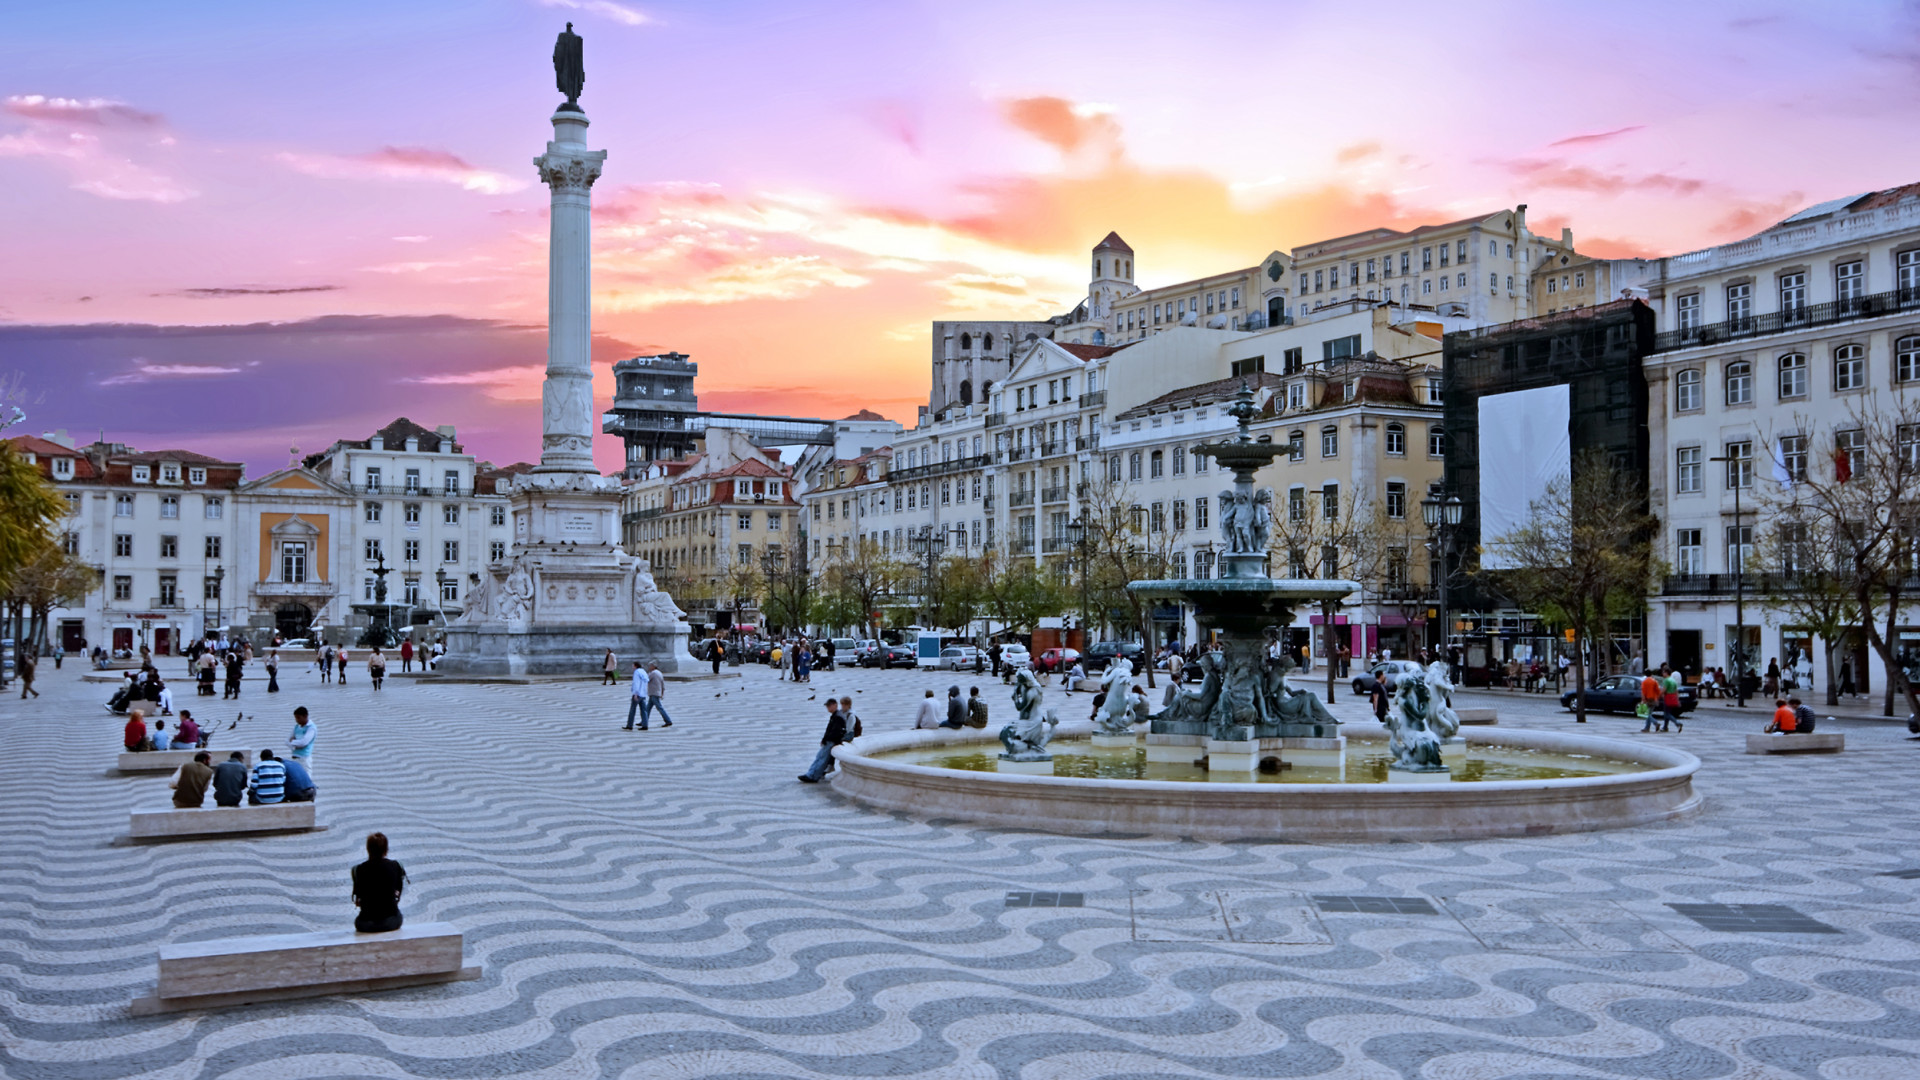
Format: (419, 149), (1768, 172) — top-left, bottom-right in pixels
(735, 479), (752, 499)
(161, 463), (180, 483)
(188, 467), (206, 485)
(132, 465), (150, 483)
(52, 457), (73, 480)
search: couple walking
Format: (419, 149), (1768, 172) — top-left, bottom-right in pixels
(623, 661), (673, 730)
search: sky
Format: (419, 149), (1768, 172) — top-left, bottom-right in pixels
(4, 0), (1920, 475)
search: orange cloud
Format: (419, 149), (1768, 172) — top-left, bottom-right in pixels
(278, 145), (526, 194)
(1002, 96), (1120, 158)
(1335, 141), (1382, 164)
(1505, 160), (1706, 197)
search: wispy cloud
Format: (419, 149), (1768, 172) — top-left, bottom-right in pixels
(1505, 159), (1706, 197)
(1002, 96), (1120, 160)
(1548, 125), (1646, 149)
(99, 361), (243, 386)
(277, 146), (526, 194)
(536, 0), (650, 27)
(405, 364), (545, 402)
(169, 285), (342, 298)
(0, 93), (194, 202)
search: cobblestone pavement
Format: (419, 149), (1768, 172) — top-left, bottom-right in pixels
(3, 658), (1919, 1079)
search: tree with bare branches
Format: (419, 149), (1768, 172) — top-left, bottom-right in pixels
(817, 538), (907, 642)
(1266, 485), (1409, 702)
(1746, 512), (1862, 708)
(1076, 474), (1185, 689)
(1483, 450), (1662, 722)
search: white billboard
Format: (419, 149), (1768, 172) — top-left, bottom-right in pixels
(1478, 384), (1570, 569)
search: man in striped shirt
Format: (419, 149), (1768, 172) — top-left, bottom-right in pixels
(248, 749), (287, 805)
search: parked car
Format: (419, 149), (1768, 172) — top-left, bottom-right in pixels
(1560, 674), (1699, 716)
(861, 643), (917, 669)
(1036, 647), (1080, 673)
(829, 638), (859, 661)
(851, 639), (881, 665)
(999, 645), (1032, 671)
(279, 638), (314, 653)
(1084, 641), (1147, 673)
(1351, 660), (1425, 696)
(811, 640), (838, 670)
(939, 645), (981, 670)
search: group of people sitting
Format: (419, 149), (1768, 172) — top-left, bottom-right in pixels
(107, 666), (172, 715)
(122, 707), (205, 752)
(913, 686), (990, 730)
(167, 748), (316, 807)
(1766, 696), (1819, 735)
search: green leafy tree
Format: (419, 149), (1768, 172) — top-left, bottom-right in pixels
(818, 538), (906, 641)
(976, 549), (1067, 643)
(0, 441), (65, 597)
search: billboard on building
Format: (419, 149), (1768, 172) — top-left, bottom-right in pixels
(1477, 384), (1569, 569)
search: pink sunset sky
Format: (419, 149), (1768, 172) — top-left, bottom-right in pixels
(4, 0), (1919, 474)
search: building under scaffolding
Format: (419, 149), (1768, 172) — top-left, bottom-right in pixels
(1439, 299), (1656, 679)
(603, 352), (836, 478)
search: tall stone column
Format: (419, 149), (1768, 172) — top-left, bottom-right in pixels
(533, 109), (607, 474)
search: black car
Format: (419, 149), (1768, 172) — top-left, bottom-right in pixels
(1084, 640), (1147, 673)
(1560, 674), (1699, 715)
(1351, 660), (1425, 696)
(861, 642), (917, 669)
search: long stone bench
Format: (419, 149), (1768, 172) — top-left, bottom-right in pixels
(1455, 708), (1498, 725)
(127, 802), (318, 840)
(1746, 732), (1844, 755)
(116, 749), (252, 773)
(130, 921), (479, 1014)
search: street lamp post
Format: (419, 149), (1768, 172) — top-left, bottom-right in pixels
(434, 567), (449, 627)
(1709, 453), (1749, 707)
(1420, 492), (1463, 673)
(907, 526), (946, 628)
(1065, 517), (1090, 645)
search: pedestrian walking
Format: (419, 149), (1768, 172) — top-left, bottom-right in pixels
(709, 639), (723, 675)
(624, 660), (648, 730)
(400, 638), (414, 674)
(17, 650), (38, 698)
(368, 649), (386, 690)
(644, 661), (672, 728)
(336, 645), (350, 686)
(52, 645), (64, 670)
(222, 650), (243, 699)
(601, 647), (618, 685)
(266, 650), (281, 694)
(1370, 681), (1389, 724)
(319, 644), (333, 684)
(1840, 658), (1856, 698)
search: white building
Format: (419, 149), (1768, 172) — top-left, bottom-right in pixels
(1644, 182), (1920, 692)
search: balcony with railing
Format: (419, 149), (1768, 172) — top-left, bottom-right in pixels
(984, 412), (1006, 428)
(1075, 433), (1100, 452)
(147, 596), (184, 610)
(1041, 485), (1070, 503)
(1080, 389), (1108, 409)
(1009, 490), (1035, 508)
(1010, 538), (1035, 556)
(887, 454), (989, 483)
(1660, 572), (1851, 596)
(1654, 288), (1920, 352)
(1041, 536), (1071, 554)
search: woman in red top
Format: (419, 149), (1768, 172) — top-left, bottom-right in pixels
(123, 709), (151, 751)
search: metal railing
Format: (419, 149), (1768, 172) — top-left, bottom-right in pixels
(984, 412), (1005, 428)
(147, 596), (183, 610)
(1041, 537), (1071, 553)
(1041, 486), (1070, 503)
(1654, 287), (1920, 352)
(1075, 434), (1100, 451)
(888, 455), (989, 483)
(1009, 491), (1035, 508)
(1081, 390), (1108, 408)
(1010, 539), (1035, 555)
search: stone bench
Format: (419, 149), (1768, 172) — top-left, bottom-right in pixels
(1746, 732), (1844, 755)
(127, 802), (318, 840)
(130, 921), (479, 1014)
(1455, 708), (1498, 725)
(116, 749), (252, 773)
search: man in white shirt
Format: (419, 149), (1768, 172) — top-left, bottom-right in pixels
(624, 661), (648, 730)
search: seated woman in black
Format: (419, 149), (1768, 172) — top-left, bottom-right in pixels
(351, 831), (408, 933)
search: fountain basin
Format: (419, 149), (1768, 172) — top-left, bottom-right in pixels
(831, 722), (1700, 842)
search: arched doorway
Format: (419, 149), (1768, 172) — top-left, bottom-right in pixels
(1268, 297), (1286, 326)
(959, 380), (973, 405)
(275, 603), (312, 640)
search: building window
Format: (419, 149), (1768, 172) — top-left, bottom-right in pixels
(1195, 496), (1210, 530)
(1320, 425), (1338, 458)
(159, 535), (177, 559)
(490, 505), (506, 526)
(114, 533), (132, 557)
(160, 495), (179, 519)
(1901, 250), (1920, 298)
(1725, 525), (1753, 573)
(443, 470), (459, 496)
(1778, 353), (1807, 399)
(365, 538), (383, 562)
(132, 465), (149, 483)
(1724, 441), (1752, 489)
(1779, 434), (1808, 482)
(490, 540), (506, 562)
(1173, 500), (1187, 531)
(405, 503), (421, 524)
(1322, 483), (1339, 521)
(404, 468), (421, 494)
(1836, 260), (1865, 308)
(1385, 423), (1406, 456)
(1172, 446), (1186, 476)
(1323, 334), (1361, 362)
(443, 503), (460, 525)
(1150, 450), (1164, 479)
(1422, 247), (1433, 270)
(1288, 430), (1304, 462)
(204, 535), (221, 559)
(443, 540), (459, 563)
(1677, 293), (1701, 332)
(113, 575), (132, 601)
(205, 496), (224, 520)
(1288, 488), (1306, 522)
(1727, 282), (1753, 328)
(1288, 383), (1306, 410)
(1837, 428), (1867, 478)
(1151, 502), (1166, 532)
(1676, 529), (1703, 575)
(1675, 446), (1702, 493)
(203, 574), (221, 601)
(1385, 481), (1406, 519)
(366, 467), (382, 492)
(404, 539), (420, 562)
(1834, 344), (1866, 391)
(1725, 360), (1753, 405)
(441, 578), (459, 602)
(282, 542), (308, 584)
(365, 500), (383, 523)
(1779, 271), (1806, 314)
(1675, 368), (1702, 411)
(114, 494), (133, 517)
(1128, 452), (1142, 481)
(738, 544), (753, 565)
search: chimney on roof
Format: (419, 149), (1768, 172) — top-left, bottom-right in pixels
(1515, 204), (1528, 232)
(436, 425), (456, 440)
(41, 429), (74, 449)
(1561, 227), (1574, 250)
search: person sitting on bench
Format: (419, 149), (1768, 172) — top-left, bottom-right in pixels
(248, 749), (287, 805)
(174, 711), (202, 749)
(151, 719), (173, 751)
(123, 709), (153, 752)
(211, 752), (248, 807)
(170, 752), (214, 809)
(1764, 699), (1798, 734)
(283, 756), (317, 803)
(352, 832), (408, 933)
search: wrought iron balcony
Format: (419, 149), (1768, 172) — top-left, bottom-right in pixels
(1080, 390), (1108, 408)
(1075, 434), (1100, 451)
(1041, 537), (1071, 553)
(1009, 491), (1035, 508)
(1041, 486), (1070, 503)
(1010, 539), (1035, 555)
(1654, 288), (1920, 352)
(984, 412), (1005, 428)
